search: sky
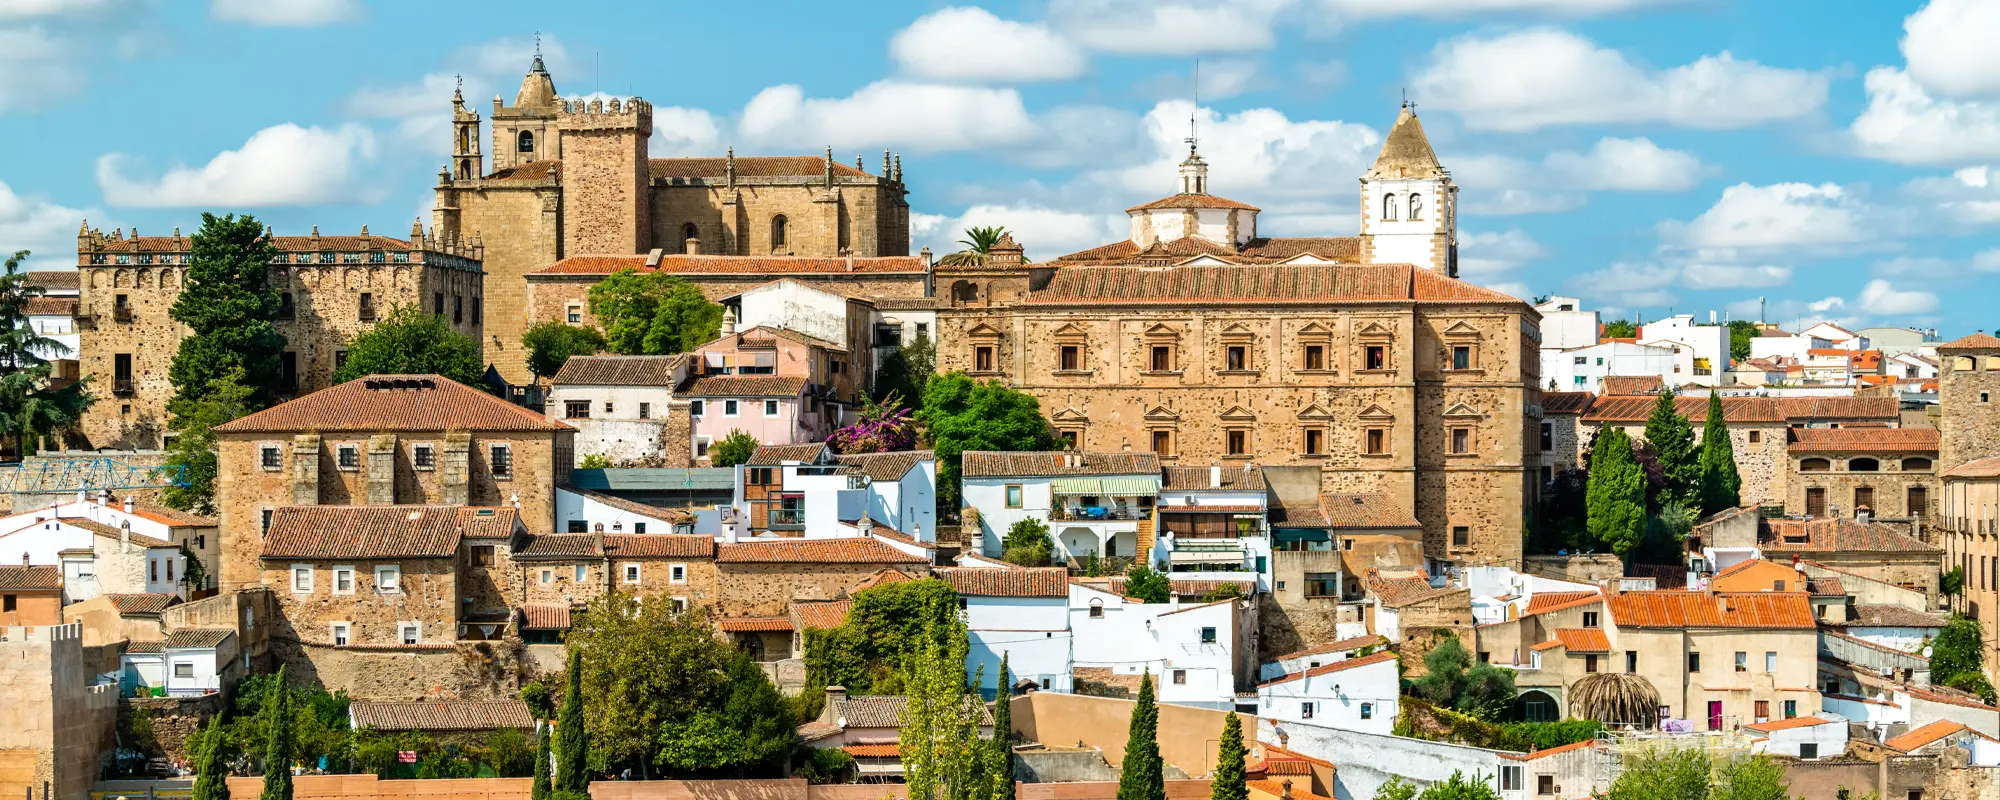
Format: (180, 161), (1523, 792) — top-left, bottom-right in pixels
(1, 0), (1996, 335)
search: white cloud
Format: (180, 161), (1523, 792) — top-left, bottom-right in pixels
(1456, 228), (1545, 280)
(96, 123), (382, 208)
(0, 180), (102, 271)
(1857, 278), (1939, 316)
(890, 7), (1087, 83)
(1901, 165), (2000, 225)
(0, 26), (84, 114)
(1568, 261), (1679, 308)
(209, 0), (361, 26)
(1976, 249), (2000, 273)
(913, 205), (1125, 260)
(1850, 68), (2000, 167)
(1657, 182), (1872, 254)
(1900, 0), (2000, 97)
(1448, 137), (1705, 215)
(0, 0), (127, 21)
(1315, 0), (1675, 18)
(1413, 28), (1827, 131)
(652, 107), (723, 158)
(1680, 263), (1792, 289)
(1094, 100), (1379, 205)
(1050, 0), (1288, 55)
(740, 81), (1039, 153)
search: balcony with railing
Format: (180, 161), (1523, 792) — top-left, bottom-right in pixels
(113, 306), (133, 323)
(113, 379), (135, 396)
(1051, 503), (1151, 522)
(767, 508), (806, 530)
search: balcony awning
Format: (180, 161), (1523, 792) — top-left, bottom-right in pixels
(1170, 549), (1246, 565)
(1051, 476), (1160, 496)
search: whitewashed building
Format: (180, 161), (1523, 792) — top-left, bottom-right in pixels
(1744, 716), (1846, 759)
(939, 567), (1074, 696)
(553, 486), (696, 535)
(1155, 465), (1272, 590)
(0, 514), (182, 602)
(1257, 650), (1399, 735)
(1532, 297), (1599, 352)
(1068, 582), (1243, 709)
(960, 451), (1162, 565)
(121, 628), (235, 697)
(1541, 341), (1680, 394)
(0, 495), (217, 594)
(1636, 315), (1728, 385)
(731, 444), (936, 556)
(546, 355), (690, 466)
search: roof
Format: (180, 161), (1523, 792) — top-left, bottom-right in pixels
(1523, 591), (1603, 616)
(746, 442), (829, 466)
(1841, 605), (1947, 628)
(1022, 263), (1520, 306)
(519, 604), (572, 630)
(1553, 628), (1610, 653)
(719, 323), (851, 352)
(0, 565), (61, 591)
(163, 629), (234, 649)
(1540, 392), (1595, 415)
(1788, 427), (1938, 453)
(717, 616), (793, 632)
(1938, 332), (2000, 351)
(1270, 634), (1388, 662)
(568, 467), (735, 493)
(961, 451), (1160, 478)
(1318, 493), (1421, 529)
(1496, 740), (1600, 762)
(937, 567), (1070, 598)
(852, 568), (914, 592)
(1763, 518), (1941, 554)
(350, 701), (536, 732)
(1774, 397), (1901, 421)
(1885, 720), (1977, 752)
(513, 534), (601, 559)
(1054, 236), (1363, 266)
(716, 538), (929, 564)
(791, 599), (853, 630)
(83, 233), (426, 254)
(835, 450), (933, 482)
(604, 534), (713, 558)
(124, 640), (163, 654)
(1126, 193), (1261, 213)
(681, 375), (809, 398)
(26, 271), (78, 291)
(1605, 591), (1816, 629)
(841, 743), (901, 758)
(534, 254), (925, 277)
(11, 516), (176, 548)
(1944, 456), (2000, 479)
(215, 375), (570, 433)
(648, 155), (876, 181)
(561, 487), (694, 525)
(831, 694), (993, 729)
(260, 506), (508, 559)
(1104, 577), (1254, 598)
(1907, 685), (2000, 712)
(1582, 395), (1900, 425)
(107, 593), (180, 615)
(1247, 779), (1335, 800)
(1257, 650), (1399, 688)
(123, 500), (218, 528)
(486, 160), (559, 181)
(22, 297), (76, 316)
(1600, 376), (1664, 396)
(1367, 573), (1462, 608)
(1365, 105), (1445, 180)
(551, 355), (686, 387)
(1161, 466), (1267, 492)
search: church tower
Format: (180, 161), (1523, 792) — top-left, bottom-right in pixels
(1359, 102), (1457, 276)
(491, 52), (562, 172)
(451, 82), (482, 180)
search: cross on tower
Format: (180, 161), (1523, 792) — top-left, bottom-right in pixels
(534, 32), (542, 58)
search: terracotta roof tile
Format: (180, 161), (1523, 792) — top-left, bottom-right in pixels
(1938, 332), (2000, 351)
(1106, 577), (1253, 597)
(831, 695), (992, 729)
(125, 500), (218, 527)
(1553, 628), (1610, 653)
(108, 593), (179, 614)
(86, 234), (422, 254)
(1523, 591), (1603, 616)
(561, 488), (694, 526)
(15, 516), (177, 548)
(1318, 493), (1420, 529)
(260, 506), (505, 559)
(603, 534), (713, 558)
(125, 640), (163, 653)
(1247, 779), (1334, 800)
(1885, 720), (1975, 752)
(1788, 427), (1939, 452)
(1584, 395), (1784, 424)
(0, 565), (61, 590)
(1496, 740), (1600, 761)
(747, 442), (830, 465)
(1600, 376), (1664, 396)
(485, 160), (559, 181)
(1161, 466), (1266, 492)
(519, 604), (572, 630)
(534, 254), (925, 276)
(717, 615), (793, 632)
(1773, 397), (1901, 421)
(1540, 392), (1595, 414)
(1906, 685), (2000, 711)
(1022, 263), (1519, 306)
(836, 450), (933, 482)
(841, 743), (900, 758)
(716, 538), (928, 564)
(350, 701), (536, 732)
(960, 451), (1160, 477)
(649, 156), (874, 181)
(163, 629), (233, 649)
(514, 534), (600, 559)
(26, 271), (78, 291)
(1238, 238), (1362, 261)
(1840, 605), (1947, 628)
(1944, 456), (2000, 478)
(682, 375), (810, 399)
(1606, 591), (1815, 629)
(1763, 518), (1941, 554)
(790, 599), (853, 630)
(1125, 193), (1261, 213)
(552, 355), (686, 387)
(22, 297), (76, 316)
(216, 375), (570, 433)
(938, 567), (1070, 598)
(1257, 649), (1399, 688)
(852, 568), (915, 591)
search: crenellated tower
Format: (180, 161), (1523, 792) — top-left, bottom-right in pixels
(558, 95), (653, 255)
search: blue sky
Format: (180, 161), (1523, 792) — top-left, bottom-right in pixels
(3, 0), (1997, 334)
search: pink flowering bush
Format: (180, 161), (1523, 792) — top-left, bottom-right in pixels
(828, 394), (917, 454)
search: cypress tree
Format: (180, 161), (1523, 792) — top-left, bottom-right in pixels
(170, 213), (287, 408)
(1642, 389), (1697, 506)
(1116, 671), (1165, 800)
(192, 713), (230, 800)
(531, 723), (552, 800)
(1697, 390), (1743, 516)
(991, 653), (1015, 800)
(1210, 713), (1247, 800)
(1586, 427), (1647, 561)
(553, 648), (589, 794)
(259, 668), (292, 800)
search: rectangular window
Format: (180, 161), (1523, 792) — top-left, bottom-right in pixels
(1366, 428), (1386, 455)
(490, 444), (513, 478)
(150, 560), (158, 583)
(540, 569), (553, 585)
(1301, 702), (1315, 719)
(471, 546), (494, 567)
(433, 292), (445, 315)
(1303, 344), (1325, 370)
(689, 400), (704, 417)
(568, 520), (587, 533)
(638, 402), (651, 420)
(333, 566), (355, 595)
(1150, 345), (1173, 371)
(1784, 700), (1796, 718)
(1225, 345), (1247, 371)
(1227, 430), (1247, 456)
(723, 400), (739, 416)
(1735, 651), (1747, 672)
(1799, 743), (1818, 759)
(1365, 345), (1386, 371)
(1200, 627), (1217, 644)
(567, 304), (583, 324)
(1540, 423), (1553, 450)
(1626, 651), (1638, 673)
(1765, 651), (1776, 672)
(604, 402), (614, 415)
(565, 400), (590, 419)
(2, 595), (13, 612)
(1749, 430), (1762, 443)
(975, 346), (995, 372)
(634, 523), (646, 534)
(1500, 766), (1523, 792)
(413, 443), (435, 470)
(1359, 702), (1373, 720)
(1580, 610), (1598, 628)
(261, 445), (282, 470)
(623, 564), (641, 584)
(1059, 345), (1080, 371)
(330, 623), (350, 647)
(1688, 652), (1701, 673)
(401, 624), (420, 646)
(173, 662), (194, 678)
(1585, 654), (1599, 673)
(670, 564), (687, 584)
(575, 565), (587, 582)
(280, 351), (297, 393)
(1453, 526), (1470, 547)
(1538, 775), (1555, 796)
(453, 295), (463, 324)
(337, 444), (359, 470)
(764, 399), (779, 416)
(1005, 485), (1023, 508)
(1754, 699), (1770, 721)
(1172, 669), (1187, 685)
(1151, 430), (1172, 455)
(1451, 428), (1471, 454)
(1855, 486), (1875, 511)
(1451, 346), (1471, 370)
(263, 508), (275, 534)
(358, 293), (375, 320)
(1304, 428), (1324, 455)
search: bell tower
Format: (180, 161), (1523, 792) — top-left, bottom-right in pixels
(451, 78), (482, 180)
(1359, 102), (1457, 276)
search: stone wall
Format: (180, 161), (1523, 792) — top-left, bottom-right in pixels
(559, 100), (652, 258)
(265, 557), (460, 647)
(1009, 690), (1255, 777)
(1586, 420), (1788, 507)
(1786, 455), (1939, 520)
(650, 182), (904, 259)
(716, 562), (927, 618)
(120, 693), (225, 766)
(0, 623), (118, 800)
(433, 182), (561, 383)
(270, 637), (525, 701)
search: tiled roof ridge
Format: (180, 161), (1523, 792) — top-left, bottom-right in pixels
(215, 374), (571, 433)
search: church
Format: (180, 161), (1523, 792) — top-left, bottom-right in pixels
(934, 104), (1536, 569)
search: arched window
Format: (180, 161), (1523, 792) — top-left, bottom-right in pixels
(1799, 457), (1831, 472)
(951, 280), (979, 303)
(517, 130), (535, 154)
(1987, 355), (2000, 371)
(771, 215), (788, 248)
(1902, 457), (1933, 471)
(1383, 193), (1399, 221)
(682, 223), (699, 242)
(1408, 193), (1424, 221)
(1848, 457), (1880, 472)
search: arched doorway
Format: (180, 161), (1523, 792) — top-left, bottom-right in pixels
(1516, 689), (1560, 722)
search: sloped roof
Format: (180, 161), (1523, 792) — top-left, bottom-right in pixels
(937, 567), (1069, 598)
(1522, 591), (1603, 616)
(1022, 263), (1520, 306)
(716, 538), (928, 564)
(216, 375), (570, 433)
(1584, 395), (1781, 424)
(1885, 720), (1978, 752)
(1318, 493), (1420, 529)
(534, 254), (925, 277)
(260, 506), (495, 559)
(1938, 332), (2000, 351)
(1103, 577), (1254, 598)
(26, 271), (78, 291)
(1842, 605), (1947, 628)
(519, 604), (572, 630)
(1774, 397), (1900, 421)
(683, 375), (809, 398)
(1600, 376), (1664, 396)
(1540, 392), (1595, 415)
(560, 488), (694, 525)
(1605, 591), (1815, 629)
(163, 629), (234, 649)
(552, 355), (686, 387)
(486, 160), (559, 181)
(790, 599), (853, 630)
(6, 516), (177, 548)
(1763, 518), (1941, 554)
(717, 616), (793, 632)
(107, 593), (180, 614)
(1257, 649), (1398, 688)
(832, 694), (993, 729)
(1944, 456), (2000, 478)
(350, 701), (536, 732)
(960, 451), (1160, 477)
(1126, 193), (1261, 213)
(836, 450), (934, 482)
(746, 442), (830, 465)
(1054, 236), (1363, 266)
(1553, 628), (1610, 653)
(0, 565), (60, 591)
(1365, 105), (1445, 180)
(1788, 427), (1938, 453)
(513, 534), (601, 558)
(603, 534), (713, 558)
(1161, 466), (1266, 492)
(1743, 716), (1837, 733)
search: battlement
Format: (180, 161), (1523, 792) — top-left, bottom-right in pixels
(75, 222), (484, 271)
(0, 621), (82, 644)
(558, 96), (653, 136)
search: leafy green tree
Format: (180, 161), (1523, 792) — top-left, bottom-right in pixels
(1606, 747), (1708, 800)
(1210, 713), (1246, 800)
(330, 304), (485, 387)
(259, 668), (293, 800)
(1412, 634), (1515, 721)
(901, 594), (988, 800)
(531, 723), (552, 800)
(1932, 616), (1997, 703)
(1416, 772), (1501, 800)
(655, 652), (797, 775)
(1713, 755), (1801, 800)
(521, 681), (555, 719)
(578, 453), (613, 469)
(522, 321), (607, 382)
(917, 373), (1058, 507)
(586, 269), (722, 355)
(990, 654), (1016, 800)
(1123, 564), (1172, 604)
(1727, 320), (1759, 365)
(1001, 518), (1054, 566)
(0, 250), (92, 456)
(485, 728), (537, 778)
(1116, 671), (1165, 800)
(876, 333), (937, 406)
(803, 577), (961, 695)
(192, 713), (231, 800)
(554, 648), (589, 791)
(161, 368), (256, 516)
(1586, 427), (1647, 561)
(709, 429), (758, 468)
(170, 213), (287, 408)
(1601, 320), (1637, 339)
(1697, 391), (1743, 517)
(1372, 777), (1417, 800)
(1642, 390), (1698, 507)
(1943, 566), (1966, 597)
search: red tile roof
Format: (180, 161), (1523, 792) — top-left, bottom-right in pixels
(1540, 392), (1595, 415)
(649, 156), (876, 181)
(746, 442), (830, 466)
(716, 538), (928, 564)
(717, 616), (793, 632)
(1126, 193), (1261, 212)
(790, 599), (853, 630)
(1938, 332), (2000, 351)
(163, 629), (234, 649)
(107, 593), (180, 614)
(0, 565), (60, 591)
(603, 534), (713, 558)
(216, 375), (570, 433)
(16, 516), (179, 548)
(937, 567), (1070, 598)
(1763, 518), (1941, 554)
(552, 355), (686, 387)
(1788, 427), (1938, 452)
(1584, 395), (1781, 424)
(1841, 605), (1948, 628)
(513, 534), (601, 558)
(260, 506), (502, 559)
(350, 701), (536, 732)
(1774, 397), (1901, 421)
(1943, 456), (2000, 478)
(1606, 591), (1815, 629)
(683, 375), (809, 398)
(1318, 493), (1420, 529)
(852, 568), (915, 592)
(519, 604), (571, 630)
(1553, 628), (1610, 653)
(1601, 376), (1664, 396)
(842, 743), (901, 758)
(836, 450), (934, 482)
(1056, 236), (1363, 265)
(1161, 466), (1267, 492)
(22, 297), (76, 316)
(485, 160), (559, 181)
(960, 451), (1160, 477)
(26, 271), (78, 291)
(1496, 739), (1599, 761)
(1257, 650), (1398, 688)
(1523, 591), (1604, 616)
(1022, 263), (1520, 306)
(1885, 720), (1975, 752)
(533, 254), (926, 276)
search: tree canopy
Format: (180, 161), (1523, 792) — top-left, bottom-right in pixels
(170, 213), (287, 408)
(1115, 671), (1165, 800)
(522, 321), (607, 382)
(1411, 633), (1516, 722)
(917, 373), (1058, 506)
(1642, 390), (1698, 507)
(1932, 615), (1997, 703)
(162, 368), (257, 516)
(803, 577), (960, 695)
(1601, 319), (1637, 339)
(586, 269), (722, 355)
(899, 592), (991, 800)
(1122, 564), (1172, 604)
(259, 668), (294, 800)
(0, 250), (92, 456)
(1727, 320), (1759, 364)
(1000, 518), (1054, 567)
(330, 304), (486, 387)
(875, 333), (937, 406)
(1605, 748), (1708, 800)
(1697, 390), (1743, 517)
(1586, 427), (1647, 561)
(1210, 713), (1247, 800)
(708, 429), (759, 468)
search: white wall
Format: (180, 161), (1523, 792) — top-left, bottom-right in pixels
(1750, 334), (1809, 363)
(1258, 657), (1398, 735)
(1844, 625), (1933, 654)
(1533, 298), (1599, 352)
(1258, 717), (1510, 800)
(1360, 177), (1447, 273)
(544, 383), (678, 465)
(735, 281), (851, 347)
(164, 647), (222, 696)
(1640, 316), (1727, 380)
(965, 477), (1050, 556)
(965, 595), (1074, 695)
(862, 460), (937, 540)
(27, 312), (77, 360)
(0, 518), (181, 600)
(1541, 341), (1680, 393)
(1067, 584), (1239, 708)
(1758, 720), (1847, 759)
(553, 487), (690, 535)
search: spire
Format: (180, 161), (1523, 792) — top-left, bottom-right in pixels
(823, 145), (834, 188)
(452, 74), (464, 108)
(725, 146), (736, 188)
(515, 37), (558, 108)
(531, 32), (547, 74)
(1365, 102), (1446, 180)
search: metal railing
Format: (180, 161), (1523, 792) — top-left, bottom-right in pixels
(113, 306), (133, 323)
(1051, 506), (1149, 521)
(113, 379), (134, 395)
(768, 508), (806, 528)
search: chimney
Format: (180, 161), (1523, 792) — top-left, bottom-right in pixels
(1281, 780), (1293, 800)
(1210, 463), (1222, 489)
(1169, 590), (1181, 610)
(823, 685), (847, 726)
(120, 519), (131, 551)
(121, 496), (133, 515)
(683, 236), (700, 255)
(720, 306), (737, 336)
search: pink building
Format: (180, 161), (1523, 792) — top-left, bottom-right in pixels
(684, 325), (849, 461)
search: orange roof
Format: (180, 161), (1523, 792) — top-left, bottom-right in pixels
(1022, 262), (1522, 306)
(216, 375), (570, 433)
(1270, 634), (1388, 662)
(717, 616), (793, 632)
(1940, 332), (2000, 351)
(1606, 591), (1815, 629)
(842, 743), (902, 758)
(1763, 518), (1941, 554)
(260, 506), (515, 559)
(533, 254), (926, 276)
(1600, 376), (1664, 396)
(1248, 779), (1334, 800)
(1497, 739), (1599, 761)
(1540, 392), (1595, 415)
(937, 567), (1069, 598)
(1788, 427), (1938, 453)
(853, 568), (915, 591)
(717, 538), (928, 564)
(1257, 650), (1398, 688)
(1885, 720), (1974, 752)
(1127, 193), (1261, 212)
(1743, 716), (1836, 733)
(790, 599), (853, 630)
(1523, 591), (1603, 616)
(1529, 639), (1564, 652)
(1944, 456), (2000, 478)
(1553, 628), (1610, 653)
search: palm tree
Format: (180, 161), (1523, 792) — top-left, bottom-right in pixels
(1567, 672), (1662, 729)
(937, 226), (1009, 266)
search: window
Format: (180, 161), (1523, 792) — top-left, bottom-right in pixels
(1408, 193), (1424, 221)
(1089, 600), (1103, 619)
(1855, 486), (1875, 511)
(638, 402), (651, 420)
(2, 595), (13, 612)
(764, 399), (779, 416)
(1849, 457), (1881, 472)
(1451, 345), (1471, 370)
(1687, 652), (1701, 672)
(1360, 703), (1374, 719)
(1172, 669), (1186, 684)
(470, 546), (494, 567)
(1499, 766), (1522, 792)
(260, 445), (282, 471)
(1383, 193), (1398, 221)
(771, 215), (788, 249)
(749, 468), (774, 485)
(1450, 526), (1470, 547)
(263, 509), (275, 534)
(413, 443), (435, 470)
(1227, 429), (1248, 456)
(1366, 428), (1386, 455)
(1200, 627), (1217, 644)
(518, 130), (535, 153)
(623, 564), (641, 584)
(1005, 485), (1023, 508)
(150, 560), (158, 583)
(1806, 488), (1826, 516)
(1365, 345), (1386, 371)
(568, 520), (587, 533)
(1909, 486), (1928, 515)
(540, 569), (553, 585)
(1583, 611), (1599, 628)
(1225, 345), (1247, 371)
(114, 353), (133, 393)
(670, 564), (687, 584)
(567, 304), (583, 324)
(1540, 423), (1553, 451)
(689, 400), (705, 417)
(330, 623), (350, 647)
(337, 444), (359, 470)
(173, 662), (194, 679)
(1451, 428), (1471, 454)
(1151, 430), (1173, 455)
(1784, 700), (1796, 718)
(975, 346), (995, 372)
(1301, 701), (1315, 719)
(1538, 775), (1556, 796)
(1304, 428), (1324, 455)
(280, 352), (297, 393)
(1059, 345), (1081, 371)
(434, 292), (445, 315)
(634, 523), (646, 534)
(1765, 651), (1776, 672)
(401, 623), (420, 645)
(1735, 651), (1747, 672)
(564, 400), (591, 419)
(574, 565), (587, 582)
(1626, 651), (1638, 672)
(1799, 743), (1818, 759)
(359, 293), (375, 320)
(671, 597), (689, 613)
(333, 566), (355, 595)
(490, 444), (513, 478)
(1749, 431), (1762, 443)
(278, 292), (296, 319)
(1303, 345), (1325, 370)
(472, 297), (482, 324)
(1150, 345), (1174, 371)
(723, 400), (739, 416)
(1585, 654), (1599, 673)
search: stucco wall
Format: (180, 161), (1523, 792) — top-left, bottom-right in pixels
(1010, 691), (1255, 779)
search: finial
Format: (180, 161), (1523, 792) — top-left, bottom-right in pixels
(77, 219), (87, 236)
(173, 227), (180, 238)
(856, 154), (864, 171)
(311, 224), (319, 238)
(360, 224), (369, 237)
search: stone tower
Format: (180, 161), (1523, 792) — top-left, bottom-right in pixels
(558, 95), (653, 255)
(451, 83), (482, 180)
(492, 54), (561, 172)
(1359, 102), (1458, 277)
(1938, 332), (2000, 471)
(1178, 145), (1208, 195)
